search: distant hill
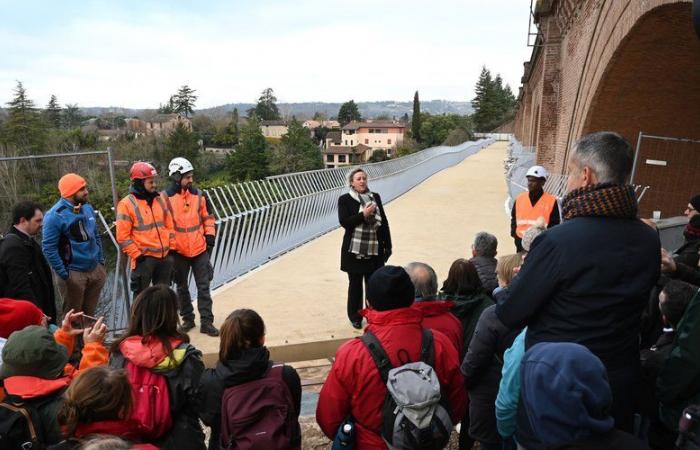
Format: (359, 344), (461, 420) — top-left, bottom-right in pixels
(55, 100), (472, 120)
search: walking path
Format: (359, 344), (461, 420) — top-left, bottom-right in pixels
(189, 141), (511, 364)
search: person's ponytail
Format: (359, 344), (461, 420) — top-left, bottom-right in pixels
(219, 309), (266, 361)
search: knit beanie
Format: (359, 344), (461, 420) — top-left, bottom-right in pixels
(0, 325), (68, 380)
(690, 194), (700, 212)
(0, 299), (44, 339)
(522, 217), (547, 252)
(366, 266), (415, 311)
(58, 173), (87, 198)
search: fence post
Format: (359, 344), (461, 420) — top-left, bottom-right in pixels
(630, 131), (644, 185)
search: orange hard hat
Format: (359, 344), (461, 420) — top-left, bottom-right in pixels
(129, 162), (158, 180)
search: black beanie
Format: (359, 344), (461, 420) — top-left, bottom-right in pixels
(366, 266), (415, 311)
(691, 195), (700, 212)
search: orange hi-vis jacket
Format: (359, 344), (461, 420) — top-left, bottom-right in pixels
(514, 191), (557, 238)
(161, 186), (216, 258)
(116, 191), (176, 269)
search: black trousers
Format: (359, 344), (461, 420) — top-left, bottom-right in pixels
(173, 251), (214, 325)
(130, 254), (174, 297)
(347, 272), (372, 322)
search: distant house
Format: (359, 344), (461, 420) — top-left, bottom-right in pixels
(341, 121), (406, 157)
(145, 114), (192, 136)
(323, 144), (371, 169)
(260, 120), (288, 138)
(302, 120), (320, 130)
(322, 120), (341, 129)
(324, 130), (342, 148)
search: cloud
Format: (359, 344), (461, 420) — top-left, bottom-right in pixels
(0, 0), (532, 108)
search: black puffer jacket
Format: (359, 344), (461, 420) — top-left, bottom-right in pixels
(198, 347), (302, 450)
(461, 305), (520, 444)
(110, 340), (206, 450)
(0, 226), (56, 321)
(469, 256), (498, 296)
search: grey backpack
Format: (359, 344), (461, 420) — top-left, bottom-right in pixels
(360, 329), (452, 450)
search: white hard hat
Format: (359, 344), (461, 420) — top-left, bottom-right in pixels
(526, 165), (548, 180)
(168, 157), (194, 177)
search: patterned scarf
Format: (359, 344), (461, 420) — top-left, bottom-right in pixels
(348, 189), (382, 257)
(561, 183), (638, 221)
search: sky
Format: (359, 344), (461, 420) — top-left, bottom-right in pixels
(0, 0), (533, 109)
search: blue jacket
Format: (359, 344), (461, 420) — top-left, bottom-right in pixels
(495, 327), (525, 439)
(42, 198), (104, 279)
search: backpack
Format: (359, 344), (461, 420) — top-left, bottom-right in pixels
(125, 361), (173, 440)
(360, 329), (452, 450)
(0, 393), (55, 450)
(678, 404), (700, 450)
(220, 363), (298, 450)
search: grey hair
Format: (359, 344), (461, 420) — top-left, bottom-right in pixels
(405, 262), (438, 299)
(473, 232), (498, 257)
(347, 168), (368, 187)
(571, 131), (633, 184)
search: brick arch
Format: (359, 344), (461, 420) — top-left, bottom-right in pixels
(581, 2), (700, 144)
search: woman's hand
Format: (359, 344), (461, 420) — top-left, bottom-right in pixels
(661, 248), (676, 273)
(84, 317), (107, 344)
(362, 203), (377, 218)
(61, 309), (84, 336)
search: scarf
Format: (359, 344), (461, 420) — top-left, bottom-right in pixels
(684, 216), (700, 241)
(348, 189), (382, 257)
(561, 183), (638, 221)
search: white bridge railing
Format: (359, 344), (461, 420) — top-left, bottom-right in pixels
(203, 138), (494, 289)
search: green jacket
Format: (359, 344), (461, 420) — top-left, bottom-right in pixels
(439, 291), (493, 356)
(658, 290), (700, 431)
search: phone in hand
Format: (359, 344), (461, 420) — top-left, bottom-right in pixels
(70, 313), (99, 330)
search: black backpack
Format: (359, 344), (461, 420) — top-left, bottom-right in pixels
(0, 393), (54, 450)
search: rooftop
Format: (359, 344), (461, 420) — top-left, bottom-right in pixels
(342, 120), (407, 131)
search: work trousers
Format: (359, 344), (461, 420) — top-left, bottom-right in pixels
(173, 251), (214, 325)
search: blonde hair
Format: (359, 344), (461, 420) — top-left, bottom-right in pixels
(347, 168), (367, 187)
(496, 254), (522, 287)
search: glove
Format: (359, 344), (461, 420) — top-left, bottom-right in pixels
(384, 248), (392, 263)
(205, 235), (216, 252)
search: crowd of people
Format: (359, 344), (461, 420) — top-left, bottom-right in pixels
(1, 130), (700, 450)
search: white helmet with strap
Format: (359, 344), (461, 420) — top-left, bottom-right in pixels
(168, 157), (194, 177)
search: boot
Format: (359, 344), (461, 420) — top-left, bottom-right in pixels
(201, 323), (220, 337)
(179, 319), (195, 333)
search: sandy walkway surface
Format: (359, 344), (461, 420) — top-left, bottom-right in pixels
(189, 141), (512, 361)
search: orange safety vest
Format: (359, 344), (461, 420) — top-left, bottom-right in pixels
(161, 188), (216, 258)
(515, 191), (557, 238)
(116, 193), (176, 269)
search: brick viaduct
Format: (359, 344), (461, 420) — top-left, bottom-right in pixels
(513, 0), (700, 217)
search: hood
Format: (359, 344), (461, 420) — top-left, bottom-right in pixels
(215, 346), (271, 387)
(520, 342), (614, 447)
(4, 375), (70, 399)
(443, 292), (492, 315)
(129, 183), (159, 202)
(362, 306), (423, 328)
(119, 336), (185, 371)
(411, 300), (456, 318)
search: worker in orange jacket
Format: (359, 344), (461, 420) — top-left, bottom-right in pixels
(162, 157), (219, 336)
(510, 165), (560, 252)
(116, 162), (176, 296)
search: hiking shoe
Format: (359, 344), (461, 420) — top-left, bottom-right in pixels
(351, 319), (363, 330)
(201, 323), (220, 337)
(179, 319), (195, 333)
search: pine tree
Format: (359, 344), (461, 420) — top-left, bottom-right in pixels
(226, 116), (268, 181)
(254, 88), (281, 121)
(231, 108), (240, 145)
(3, 81), (45, 151)
(174, 85), (197, 118)
(165, 123), (199, 164)
(337, 100), (361, 126)
(269, 119), (322, 174)
(412, 91), (421, 142)
(158, 96), (176, 114)
(44, 95), (62, 129)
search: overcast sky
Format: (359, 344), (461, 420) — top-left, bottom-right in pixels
(1, 0), (533, 109)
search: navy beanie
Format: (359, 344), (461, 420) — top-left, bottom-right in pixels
(366, 266), (415, 311)
(690, 194), (700, 212)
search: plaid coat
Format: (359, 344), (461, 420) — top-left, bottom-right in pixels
(338, 192), (392, 274)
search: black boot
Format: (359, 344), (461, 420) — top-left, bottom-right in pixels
(179, 319), (195, 333)
(201, 323), (220, 337)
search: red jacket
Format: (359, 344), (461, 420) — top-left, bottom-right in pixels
(316, 307), (467, 449)
(412, 300), (464, 357)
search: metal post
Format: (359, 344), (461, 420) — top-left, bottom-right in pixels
(630, 131), (644, 185)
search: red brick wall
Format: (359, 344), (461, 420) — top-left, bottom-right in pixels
(513, 0), (699, 217)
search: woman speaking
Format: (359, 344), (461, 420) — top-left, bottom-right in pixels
(338, 168), (392, 329)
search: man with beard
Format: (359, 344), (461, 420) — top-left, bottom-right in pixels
(116, 162), (176, 297)
(162, 157), (218, 336)
(43, 173), (106, 316)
